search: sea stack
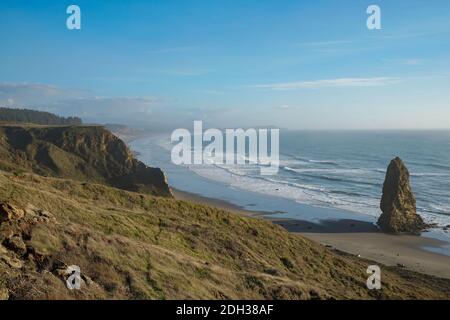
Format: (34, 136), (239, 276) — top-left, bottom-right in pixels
(377, 157), (427, 234)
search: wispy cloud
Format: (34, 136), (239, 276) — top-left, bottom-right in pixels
(295, 40), (352, 47)
(250, 77), (400, 90)
(386, 58), (424, 66)
(273, 104), (300, 111)
(294, 39), (364, 55)
(0, 82), (229, 128)
(200, 89), (226, 95)
(367, 31), (446, 40)
(0, 82), (162, 122)
(159, 68), (211, 76)
(148, 46), (198, 54)
(0, 82), (89, 107)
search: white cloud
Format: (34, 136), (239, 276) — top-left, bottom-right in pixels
(159, 68), (211, 76)
(0, 82), (162, 124)
(273, 104), (299, 110)
(0, 82), (234, 128)
(402, 59), (423, 66)
(200, 89), (225, 95)
(294, 40), (363, 55)
(295, 40), (353, 47)
(56, 96), (160, 118)
(148, 46), (198, 54)
(0, 82), (88, 107)
(367, 31), (445, 40)
(387, 58), (424, 66)
(250, 77), (400, 90)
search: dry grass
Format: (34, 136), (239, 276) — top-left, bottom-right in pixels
(0, 170), (449, 300)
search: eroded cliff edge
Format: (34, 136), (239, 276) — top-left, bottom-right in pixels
(0, 125), (172, 197)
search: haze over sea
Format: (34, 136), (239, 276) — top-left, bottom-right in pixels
(131, 130), (450, 243)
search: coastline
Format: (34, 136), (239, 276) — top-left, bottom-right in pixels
(173, 188), (450, 280)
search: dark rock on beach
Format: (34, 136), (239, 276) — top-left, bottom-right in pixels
(377, 157), (428, 234)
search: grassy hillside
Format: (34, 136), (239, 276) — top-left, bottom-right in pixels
(0, 125), (171, 197)
(0, 170), (449, 300)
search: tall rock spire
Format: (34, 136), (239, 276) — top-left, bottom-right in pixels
(377, 157), (427, 234)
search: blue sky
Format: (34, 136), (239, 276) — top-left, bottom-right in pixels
(1, 0), (450, 129)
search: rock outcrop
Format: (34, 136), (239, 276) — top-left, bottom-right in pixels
(0, 202), (24, 223)
(0, 201), (104, 299)
(0, 201), (56, 273)
(377, 157), (427, 234)
(0, 125), (172, 197)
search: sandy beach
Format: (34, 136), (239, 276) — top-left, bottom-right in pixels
(173, 188), (450, 280)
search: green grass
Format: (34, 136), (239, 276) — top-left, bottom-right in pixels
(0, 170), (449, 300)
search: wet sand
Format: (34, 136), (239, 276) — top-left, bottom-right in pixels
(173, 188), (450, 279)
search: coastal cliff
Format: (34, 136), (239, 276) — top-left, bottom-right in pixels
(0, 125), (449, 300)
(0, 125), (172, 197)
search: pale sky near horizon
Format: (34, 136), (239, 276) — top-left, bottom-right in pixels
(1, 0), (450, 129)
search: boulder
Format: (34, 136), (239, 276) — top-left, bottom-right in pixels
(25, 204), (56, 223)
(4, 235), (27, 256)
(0, 202), (24, 223)
(377, 157), (427, 234)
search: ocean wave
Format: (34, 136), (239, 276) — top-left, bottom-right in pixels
(308, 159), (339, 165)
(188, 161), (382, 216)
(284, 154), (340, 166)
(328, 189), (369, 198)
(284, 170), (381, 187)
(410, 172), (450, 177)
(282, 166), (370, 175)
(409, 161), (450, 171)
(212, 164), (327, 193)
(264, 177), (326, 192)
(419, 203), (450, 216)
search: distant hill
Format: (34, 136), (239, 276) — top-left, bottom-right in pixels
(0, 125), (172, 197)
(0, 107), (82, 125)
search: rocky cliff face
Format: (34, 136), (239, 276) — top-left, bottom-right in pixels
(377, 157), (427, 234)
(0, 125), (172, 197)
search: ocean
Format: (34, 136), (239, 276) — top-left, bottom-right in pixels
(130, 130), (450, 245)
